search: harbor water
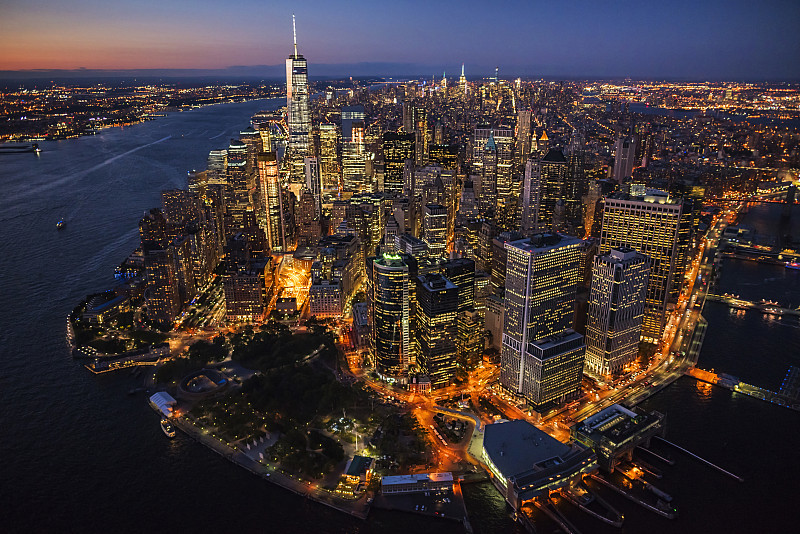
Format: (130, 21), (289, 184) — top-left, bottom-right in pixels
(1, 98), (798, 533)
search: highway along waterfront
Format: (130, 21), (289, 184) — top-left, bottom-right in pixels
(1, 100), (798, 533)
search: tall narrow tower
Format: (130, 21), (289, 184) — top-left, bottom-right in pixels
(286, 15), (311, 157)
(458, 64), (467, 95)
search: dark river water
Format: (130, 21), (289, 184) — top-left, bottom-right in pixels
(1, 99), (798, 533)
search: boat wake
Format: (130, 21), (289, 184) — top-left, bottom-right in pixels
(3, 136), (173, 205)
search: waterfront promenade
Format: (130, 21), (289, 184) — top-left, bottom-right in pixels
(169, 414), (371, 520)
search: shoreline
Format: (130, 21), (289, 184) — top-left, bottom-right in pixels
(158, 406), (372, 521)
(3, 95), (284, 144)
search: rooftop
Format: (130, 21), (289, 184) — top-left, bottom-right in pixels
(506, 233), (583, 255)
(483, 420), (572, 479)
(542, 148), (566, 163)
(573, 404), (664, 447)
(382, 472), (453, 486)
(344, 455), (374, 477)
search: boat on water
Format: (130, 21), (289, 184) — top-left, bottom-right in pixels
(160, 418), (176, 439)
(0, 142), (40, 154)
(786, 261), (800, 271)
(56, 219), (65, 230)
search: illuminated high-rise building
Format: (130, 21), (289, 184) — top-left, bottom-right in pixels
(382, 132), (415, 196)
(239, 126), (261, 173)
(143, 248), (181, 328)
(226, 139), (249, 231)
(342, 120), (367, 192)
(255, 122), (273, 153)
(139, 209), (182, 328)
(521, 159), (541, 235)
(423, 203), (448, 259)
(415, 273), (459, 389)
(161, 189), (196, 224)
(304, 156), (322, 217)
(341, 105), (366, 143)
(585, 248), (650, 377)
(206, 149), (227, 185)
(412, 106), (429, 165)
(296, 187), (321, 247)
(515, 110), (532, 167)
(257, 152), (287, 252)
(286, 15), (311, 156)
(441, 258), (475, 312)
(428, 143), (458, 171)
(476, 135), (498, 214)
(527, 148), (585, 233)
(458, 63), (468, 95)
(286, 16), (310, 151)
(600, 191), (686, 342)
(318, 123), (340, 194)
(500, 234), (585, 408)
(612, 136), (637, 184)
(223, 234), (265, 323)
(368, 253), (413, 380)
(473, 127), (513, 220)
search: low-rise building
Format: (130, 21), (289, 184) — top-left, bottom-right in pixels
(570, 404), (665, 473)
(343, 455), (375, 485)
(482, 419), (597, 509)
(381, 472), (453, 495)
(352, 302), (370, 347)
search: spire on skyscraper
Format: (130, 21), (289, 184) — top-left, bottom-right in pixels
(292, 14), (298, 57)
(461, 63), (465, 77)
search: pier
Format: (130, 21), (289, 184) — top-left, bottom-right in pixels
(706, 293), (800, 317)
(685, 367), (800, 411)
(635, 446), (675, 466)
(586, 473), (677, 519)
(654, 436), (744, 482)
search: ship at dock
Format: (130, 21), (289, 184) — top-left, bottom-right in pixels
(160, 418), (176, 439)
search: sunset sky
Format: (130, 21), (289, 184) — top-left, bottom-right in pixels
(1, 0), (798, 79)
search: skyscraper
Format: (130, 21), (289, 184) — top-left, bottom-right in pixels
(368, 253), (412, 379)
(342, 120), (367, 192)
(304, 156), (322, 217)
(612, 136), (637, 184)
(473, 126), (513, 203)
(139, 209), (182, 328)
(600, 191), (686, 342)
(226, 139), (249, 231)
(585, 248), (650, 377)
(415, 273), (459, 389)
(423, 203), (448, 259)
(296, 187), (321, 247)
(521, 159), (541, 235)
(223, 233), (266, 323)
(318, 123), (340, 194)
(341, 105), (366, 143)
(500, 234), (585, 408)
(458, 64), (468, 95)
(286, 15), (311, 156)
(516, 109), (532, 167)
(258, 152), (287, 252)
(382, 132), (415, 196)
(537, 149), (568, 232)
(413, 106), (429, 166)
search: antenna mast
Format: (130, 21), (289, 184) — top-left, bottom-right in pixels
(292, 14), (298, 56)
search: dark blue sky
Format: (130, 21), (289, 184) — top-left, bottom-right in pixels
(2, 0), (798, 79)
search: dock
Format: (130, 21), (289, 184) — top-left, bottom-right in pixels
(586, 473), (677, 519)
(685, 367), (800, 412)
(705, 293), (800, 317)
